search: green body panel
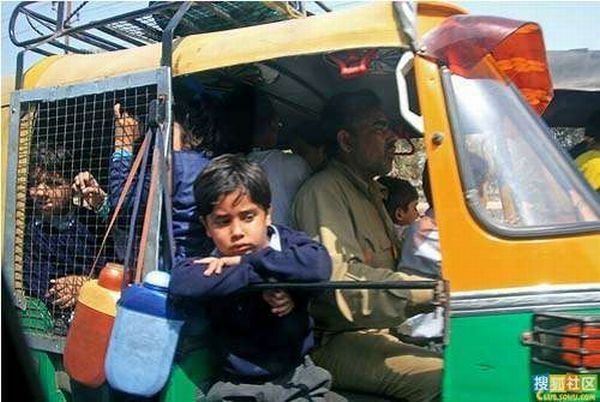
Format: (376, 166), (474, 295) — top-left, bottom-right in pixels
(443, 313), (534, 402)
(21, 294), (599, 401)
(444, 310), (600, 402)
(161, 349), (215, 402)
(31, 351), (69, 402)
(29, 347), (215, 402)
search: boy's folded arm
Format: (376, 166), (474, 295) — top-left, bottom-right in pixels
(241, 231), (332, 283)
(169, 258), (263, 299)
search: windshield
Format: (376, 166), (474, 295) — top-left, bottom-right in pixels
(443, 59), (600, 235)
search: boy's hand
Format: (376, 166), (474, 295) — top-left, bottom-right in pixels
(46, 275), (88, 309)
(262, 289), (295, 317)
(114, 103), (140, 152)
(196, 256), (242, 276)
(72, 171), (107, 211)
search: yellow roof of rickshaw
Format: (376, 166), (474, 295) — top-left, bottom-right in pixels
(23, 1), (465, 90)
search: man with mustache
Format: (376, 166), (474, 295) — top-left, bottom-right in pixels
(293, 90), (442, 402)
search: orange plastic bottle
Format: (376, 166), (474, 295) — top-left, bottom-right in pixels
(63, 262), (123, 388)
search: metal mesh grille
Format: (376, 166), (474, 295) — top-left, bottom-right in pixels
(97, 2), (299, 49)
(14, 85), (157, 336)
(531, 313), (600, 372)
(150, 2), (297, 37)
(105, 15), (164, 44)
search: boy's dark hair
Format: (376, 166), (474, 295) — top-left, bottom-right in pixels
(193, 154), (271, 219)
(217, 85), (276, 154)
(377, 176), (418, 216)
(320, 89), (382, 158)
(173, 98), (219, 153)
(585, 111), (600, 142)
(29, 142), (76, 182)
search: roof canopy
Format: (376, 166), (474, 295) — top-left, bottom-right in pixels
(23, 2), (464, 89)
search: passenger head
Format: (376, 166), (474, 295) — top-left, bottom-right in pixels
(469, 152), (489, 206)
(422, 154), (488, 213)
(585, 111), (600, 144)
(422, 162), (433, 211)
(193, 154), (272, 256)
(172, 99), (219, 153)
(321, 89), (396, 179)
(218, 85), (280, 154)
(290, 121), (327, 171)
(377, 176), (419, 226)
(28, 143), (75, 216)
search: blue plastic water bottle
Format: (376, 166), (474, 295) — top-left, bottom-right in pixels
(105, 271), (184, 397)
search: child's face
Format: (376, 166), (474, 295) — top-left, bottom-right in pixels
(203, 190), (271, 257)
(395, 200), (419, 226)
(28, 168), (72, 216)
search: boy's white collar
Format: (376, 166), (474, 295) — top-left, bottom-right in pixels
(268, 225), (282, 251)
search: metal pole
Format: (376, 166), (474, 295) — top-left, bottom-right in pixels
(161, 2), (192, 68)
(64, 1), (72, 53)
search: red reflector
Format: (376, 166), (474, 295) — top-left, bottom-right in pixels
(561, 324), (600, 368)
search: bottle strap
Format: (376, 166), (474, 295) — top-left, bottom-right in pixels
(120, 127), (154, 290)
(134, 123), (175, 283)
(87, 131), (152, 280)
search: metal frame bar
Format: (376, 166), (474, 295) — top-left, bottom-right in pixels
(15, 51), (25, 90)
(246, 280), (437, 291)
(200, 2), (238, 25)
(451, 285), (600, 316)
(315, 2), (332, 12)
(3, 95), (24, 296)
(14, 69), (169, 102)
(95, 25), (148, 48)
(9, 2), (178, 52)
(161, 2), (192, 68)
(25, 334), (66, 355)
(143, 69), (172, 276)
(11, 3), (111, 50)
(17, 4), (133, 51)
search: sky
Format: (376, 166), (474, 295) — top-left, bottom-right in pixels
(1, 1), (599, 77)
(456, 1), (600, 51)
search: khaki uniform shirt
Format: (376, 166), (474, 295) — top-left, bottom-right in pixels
(293, 160), (433, 331)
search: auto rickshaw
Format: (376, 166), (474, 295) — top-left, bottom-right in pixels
(2, 2), (599, 401)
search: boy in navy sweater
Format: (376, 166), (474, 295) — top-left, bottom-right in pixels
(169, 154), (337, 402)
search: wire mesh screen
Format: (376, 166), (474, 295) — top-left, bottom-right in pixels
(13, 84), (158, 337)
(149, 2), (301, 37)
(105, 14), (164, 44)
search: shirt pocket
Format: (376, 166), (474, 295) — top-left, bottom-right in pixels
(362, 232), (394, 266)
